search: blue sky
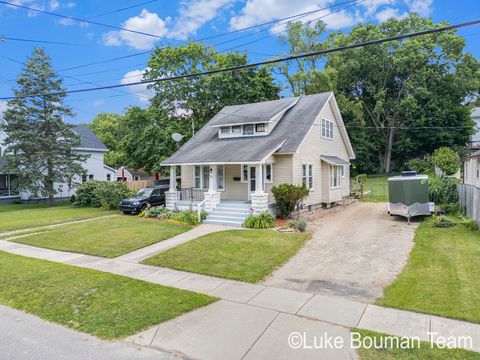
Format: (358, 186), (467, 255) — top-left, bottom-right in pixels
(0, 0), (479, 124)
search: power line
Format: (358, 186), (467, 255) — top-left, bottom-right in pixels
(55, 0), (360, 73)
(0, 0), (182, 43)
(0, 35), (78, 45)
(2, 17), (479, 100)
(222, 0), (366, 52)
(87, 0), (161, 19)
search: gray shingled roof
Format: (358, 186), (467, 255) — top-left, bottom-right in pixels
(321, 155), (350, 165)
(472, 107), (480, 118)
(73, 124), (108, 151)
(209, 97), (298, 127)
(162, 92), (341, 165)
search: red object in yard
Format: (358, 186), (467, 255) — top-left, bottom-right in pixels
(155, 172), (160, 180)
(121, 166), (126, 181)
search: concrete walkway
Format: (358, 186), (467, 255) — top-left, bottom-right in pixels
(1, 238), (479, 359)
(116, 224), (237, 263)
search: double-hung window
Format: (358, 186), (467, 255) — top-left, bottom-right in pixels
(330, 165), (342, 188)
(194, 165), (224, 190)
(243, 124), (254, 135)
(264, 164), (272, 183)
(322, 119), (334, 139)
(302, 164), (314, 190)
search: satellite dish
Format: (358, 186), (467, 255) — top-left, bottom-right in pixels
(172, 133), (184, 142)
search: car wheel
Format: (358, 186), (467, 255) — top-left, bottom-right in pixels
(123, 211), (131, 215)
(140, 204), (148, 213)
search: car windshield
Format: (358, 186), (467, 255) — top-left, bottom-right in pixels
(135, 189), (152, 197)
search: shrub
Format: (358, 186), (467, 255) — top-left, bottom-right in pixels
(442, 203), (460, 215)
(201, 210), (208, 221)
(356, 174), (368, 184)
(430, 147), (460, 176)
(428, 176), (459, 205)
(74, 180), (103, 207)
(271, 184), (309, 219)
(95, 181), (133, 210)
(142, 206), (200, 225)
(74, 180), (133, 210)
(407, 158), (432, 175)
(287, 220), (298, 229)
(461, 217), (478, 231)
(243, 211), (275, 229)
(69, 194), (76, 204)
(432, 215), (456, 228)
(297, 220), (307, 232)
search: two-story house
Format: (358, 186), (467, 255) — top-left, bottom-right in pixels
(0, 122), (116, 203)
(161, 92), (355, 225)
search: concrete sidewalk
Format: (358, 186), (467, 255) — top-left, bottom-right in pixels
(1, 238), (479, 359)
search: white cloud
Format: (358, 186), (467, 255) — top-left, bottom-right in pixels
(0, 100), (7, 117)
(49, 0), (59, 10)
(103, 9), (169, 50)
(120, 69), (154, 103)
(92, 98), (105, 107)
(169, 0), (234, 40)
(229, 0), (434, 32)
(375, 7), (401, 22)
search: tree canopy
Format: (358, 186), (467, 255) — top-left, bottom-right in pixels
(275, 15), (479, 173)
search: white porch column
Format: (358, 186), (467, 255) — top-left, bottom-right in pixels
(165, 165), (177, 210)
(255, 164), (263, 194)
(169, 166), (176, 192)
(251, 163), (268, 214)
(204, 164), (220, 212)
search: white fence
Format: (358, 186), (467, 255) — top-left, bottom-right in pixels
(458, 183), (480, 224)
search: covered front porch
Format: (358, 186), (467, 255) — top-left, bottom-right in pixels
(164, 163), (272, 214)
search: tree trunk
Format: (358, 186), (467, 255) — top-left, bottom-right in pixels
(47, 159), (54, 206)
(384, 128), (395, 173)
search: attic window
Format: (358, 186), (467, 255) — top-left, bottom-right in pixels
(232, 125), (242, 134)
(220, 127), (230, 134)
(255, 123), (266, 133)
(243, 124), (254, 135)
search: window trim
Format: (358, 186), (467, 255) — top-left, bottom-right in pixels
(302, 163), (314, 191)
(241, 164), (249, 183)
(321, 118), (334, 140)
(264, 164), (273, 184)
(330, 165), (342, 189)
(193, 165), (225, 191)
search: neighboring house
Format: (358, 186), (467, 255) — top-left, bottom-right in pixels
(115, 167), (156, 182)
(469, 107), (480, 149)
(161, 92), (355, 225)
(0, 123), (115, 203)
(463, 150), (480, 187)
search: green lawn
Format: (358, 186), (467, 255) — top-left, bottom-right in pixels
(13, 216), (191, 258)
(142, 229), (312, 283)
(0, 201), (69, 213)
(355, 329), (480, 359)
(360, 174), (392, 202)
(376, 217), (480, 324)
(0, 205), (116, 232)
(0, 251), (216, 339)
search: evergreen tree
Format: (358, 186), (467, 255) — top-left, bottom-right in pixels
(1, 48), (87, 205)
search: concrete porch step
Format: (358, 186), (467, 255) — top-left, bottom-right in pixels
(216, 202), (250, 209)
(207, 214), (247, 221)
(210, 209), (250, 216)
(203, 219), (244, 227)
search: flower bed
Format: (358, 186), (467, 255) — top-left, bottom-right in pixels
(141, 206), (207, 226)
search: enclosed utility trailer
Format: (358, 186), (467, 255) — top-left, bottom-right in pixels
(388, 172), (432, 222)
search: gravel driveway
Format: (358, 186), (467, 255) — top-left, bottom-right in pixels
(263, 201), (418, 302)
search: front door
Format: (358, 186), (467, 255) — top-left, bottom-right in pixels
(248, 166), (256, 200)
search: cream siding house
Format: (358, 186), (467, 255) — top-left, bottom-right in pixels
(161, 92), (355, 226)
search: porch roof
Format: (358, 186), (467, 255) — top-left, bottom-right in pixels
(162, 93), (333, 166)
(321, 155), (350, 165)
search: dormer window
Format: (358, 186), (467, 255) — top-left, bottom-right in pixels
(255, 123), (266, 133)
(217, 123), (269, 138)
(243, 124), (254, 135)
(220, 127), (230, 134)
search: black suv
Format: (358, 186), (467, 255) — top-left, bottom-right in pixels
(120, 186), (168, 214)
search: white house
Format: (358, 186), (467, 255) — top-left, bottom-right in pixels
(0, 123), (115, 203)
(161, 92), (355, 225)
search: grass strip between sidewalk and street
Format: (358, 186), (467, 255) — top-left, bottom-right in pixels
(0, 251), (216, 339)
(142, 229), (312, 283)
